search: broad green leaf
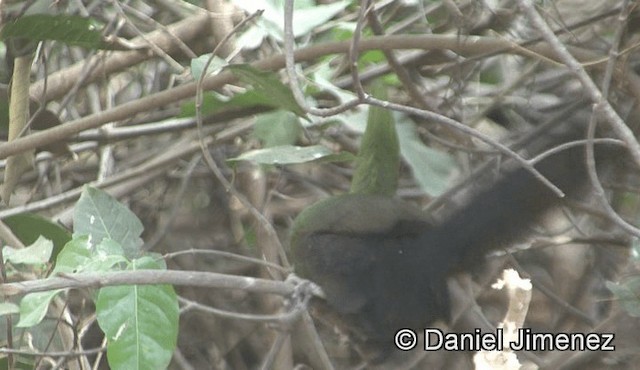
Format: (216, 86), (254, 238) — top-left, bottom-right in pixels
(3, 236), (52, 265)
(607, 278), (640, 317)
(96, 258), (179, 370)
(229, 145), (334, 165)
(252, 111), (301, 147)
(83, 238), (127, 272)
(144, 252), (167, 269)
(16, 290), (62, 327)
(226, 64), (306, 117)
(190, 54), (227, 79)
(350, 83), (399, 196)
(0, 15), (108, 50)
(53, 236), (126, 274)
(397, 118), (458, 196)
(52, 236), (92, 274)
(4, 212), (71, 263)
(74, 186), (143, 258)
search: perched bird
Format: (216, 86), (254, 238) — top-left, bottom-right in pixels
(290, 140), (609, 360)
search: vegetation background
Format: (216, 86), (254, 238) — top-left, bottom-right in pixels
(0, 0), (639, 369)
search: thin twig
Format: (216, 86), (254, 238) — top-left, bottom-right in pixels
(163, 248), (290, 275)
(517, 0), (640, 167)
(283, 0), (360, 116)
(1, 270), (296, 297)
(364, 96), (566, 197)
(3, 34), (615, 159)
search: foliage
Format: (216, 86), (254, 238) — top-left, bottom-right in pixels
(0, 0), (638, 369)
(0, 14), (112, 50)
(4, 187), (178, 370)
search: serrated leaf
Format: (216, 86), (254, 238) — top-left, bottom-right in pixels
(229, 145), (334, 165)
(16, 290), (63, 327)
(226, 64), (306, 117)
(397, 118), (458, 196)
(252, 111), (301, 147)
(3, 236), (52, 265)
(607, 279), (640, 317)
(4, 212), (72, 263)
(96, 258), (178, 370)
(0, 14), (108, 49)
(74, 186), (143, 258)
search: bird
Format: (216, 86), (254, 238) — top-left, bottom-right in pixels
(289, 140), (611, 361)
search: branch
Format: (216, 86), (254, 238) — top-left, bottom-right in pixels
(1, 34), (611, 160)
(1, 270), (295, 297)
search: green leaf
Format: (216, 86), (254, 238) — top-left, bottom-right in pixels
(74, 186), (143, 258)
(53, 236), (127, 275)
(359, 50), (385, 66)
(226, 64), (307, 117)
(51, 236), (92, 274)
(0, 15), (108, 49)
(2, 236), (52, 265)
(607, 278), (640, 317)
(397, 118), (458, 196)
(16, 236), (128, 328)
(16, 290), (63, 327)
(73, 237), (125, 272)
(252, 111), (301, 147)
(96, 258), (179, 370)
(83, 238), (128, 272)
(229, 145), (335, 165)
(350, 83), (399, 196)
(179, 92), (227, 117)
(190, 54), (227, 79)
(4, 212), (72, 263)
